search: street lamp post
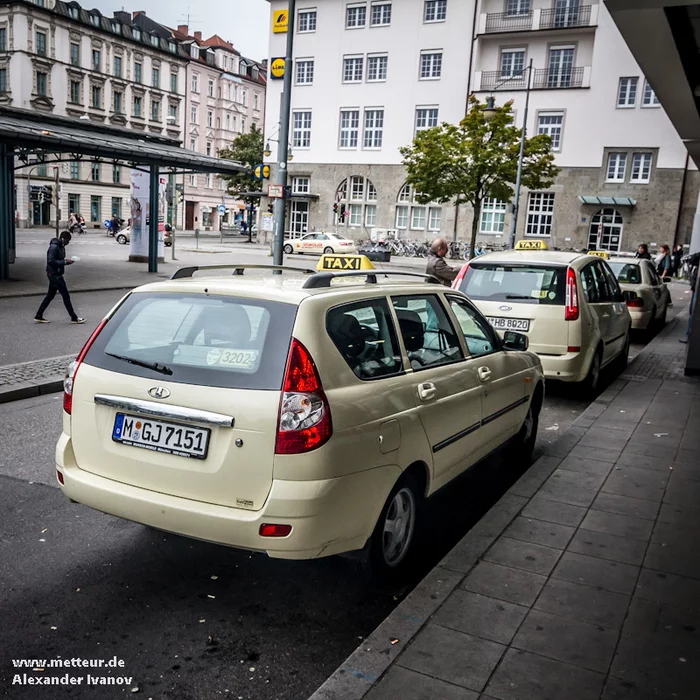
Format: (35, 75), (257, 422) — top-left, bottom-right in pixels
(483, 58), (533, 249)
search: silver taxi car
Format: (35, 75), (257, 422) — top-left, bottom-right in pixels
(57, 257), (544, 575)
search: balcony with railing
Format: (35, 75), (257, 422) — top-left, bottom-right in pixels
(477, 66), (589, 91)
(478, 5), (597, 34)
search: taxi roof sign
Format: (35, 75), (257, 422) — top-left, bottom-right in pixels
(316, 254), (376, 272)
(588, 250), (609, 259)
(515, 240), (548, 251)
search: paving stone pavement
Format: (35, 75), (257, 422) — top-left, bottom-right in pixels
(0, 354), (73, 402)
(310, 314), (700, 700)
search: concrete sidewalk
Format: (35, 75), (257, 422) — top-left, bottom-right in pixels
(311, 316), (700, 700)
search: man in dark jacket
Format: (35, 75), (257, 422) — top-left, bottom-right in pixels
(34, 231), (85, 324)
(426, 238), (459, 286)
(635, 243), (652, 260)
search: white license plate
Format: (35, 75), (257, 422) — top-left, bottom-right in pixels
(487, 317), (530, 332)
(112, 413), (210, 460)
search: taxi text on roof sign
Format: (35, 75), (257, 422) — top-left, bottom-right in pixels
(588, 250), (609, 259)
(515, 240), (548, 250)
(273, 8), (289, 33)
(316, 255), (376, 271)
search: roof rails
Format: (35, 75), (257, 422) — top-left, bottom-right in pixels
(302, 270), (441, 289)
(170, 264), (316, 280)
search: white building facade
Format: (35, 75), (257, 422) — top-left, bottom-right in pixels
(265, 0), (699, 251)
(0, 0), (187, 229)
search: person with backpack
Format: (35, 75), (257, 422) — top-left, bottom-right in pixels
(680, 251), (700, 344)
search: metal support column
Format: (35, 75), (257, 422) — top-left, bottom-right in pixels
(0, 144), (15, 280)
(148, 166), (159, 273)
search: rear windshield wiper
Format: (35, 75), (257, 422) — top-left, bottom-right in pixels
(105, 352), (173, 376)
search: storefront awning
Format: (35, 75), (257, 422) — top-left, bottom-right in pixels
(578, 196), (637, 206)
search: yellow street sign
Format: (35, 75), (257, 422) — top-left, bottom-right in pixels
(273, 8), (289, 33)
(254, 164), (271, 179)
(588, 250), (609, 258)
(317, 255), (376, 271)
(515, 240), (548, 250)
(270, 57), (285, 80)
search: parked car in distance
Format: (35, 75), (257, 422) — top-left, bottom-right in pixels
(283, 232), (357, 256)
(116, 227), (173, 247)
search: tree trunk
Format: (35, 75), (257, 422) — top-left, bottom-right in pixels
(469, 199), (481, 260)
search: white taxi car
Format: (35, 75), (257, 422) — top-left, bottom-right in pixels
(607, 256), (671, 331)
(57, 257), (543, 575)
(453, 242), (632, 396)
(283, 232), (357, 256)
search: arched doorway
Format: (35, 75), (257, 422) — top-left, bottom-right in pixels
(334, 176), (378, 229)
(587, 209), (623, 252)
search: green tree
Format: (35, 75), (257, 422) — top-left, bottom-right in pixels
(218, 124), (264, 240)
(400, 95), (559, 258)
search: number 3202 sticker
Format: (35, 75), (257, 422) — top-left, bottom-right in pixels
(206, 348), (259, 369)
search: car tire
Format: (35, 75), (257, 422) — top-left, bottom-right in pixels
(368, 472), (423, 578)
(510, 402), (539, 463)
(616, 332), (630, 373)
(116, 234), (127, 245)
(580, 347), (602, 400)
(164, 242), (172, 247)
(323, 246), (334, 254)
(657, 305), (667, 329)
(283, 244), (293, 255)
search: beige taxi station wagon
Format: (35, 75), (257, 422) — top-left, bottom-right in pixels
(56, 256), (544, 574)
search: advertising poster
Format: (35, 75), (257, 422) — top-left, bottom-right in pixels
(129, 168), (166, 262)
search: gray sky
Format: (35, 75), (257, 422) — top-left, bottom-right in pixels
(87, 0), (270, 61)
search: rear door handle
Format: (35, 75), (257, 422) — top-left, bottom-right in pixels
(478, 366), (492, 383)
(417, 382), (437, 401)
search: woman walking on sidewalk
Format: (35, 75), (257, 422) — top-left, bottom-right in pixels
(34, 231), (85, 324)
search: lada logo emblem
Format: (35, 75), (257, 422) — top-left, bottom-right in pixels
(499, 305), (512, 311)
(148, 386), (170, 399)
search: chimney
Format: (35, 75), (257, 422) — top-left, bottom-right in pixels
(261, 58), (268, 68)
(132, 11), (145, 19)
(177, 24), (189, 35)
(113, 11), (130, 24)
(194, 31), (202, 41)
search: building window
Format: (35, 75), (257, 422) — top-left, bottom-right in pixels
(346, 4), (367, 28)
(526, 192), (555, 236)
(242, 89), (248, 107)
(89, 13), (99, 27)
(371, 2), (392, 26)
(133, 95), (142, 117)
(152, 68), (160, 89)
(68, 193), (80, 214)
(339, 109), (360, 148)
(189, 174), (196, 187)
(192, 73), (199, 92)
(254, 92), (260, 110)
(537, 112), (563, 151)
(480, 198), (506, 234)
(205, 141), (212, 156)
(112, 197), (122, 218)
(241, 117), (247, 132)
(207, 110), (213, 127)
(365, 204), (377, 226)
(112, 165), (121, 183)
(208, 79), (215, 97)
(424, 0), (447, 22)
(298, 9), (317, 32)
(134, 62), (142, 84)
(428, 207), (441, 231)
(335, 177), (378, 226)
(190, 105), (198, 124)
(293, 177), (310, 194)
(69, 80), (81, 104)
(92, 49), (101, 71)
(296, 59), (314, 85)
(36, 31), (47, 57)
(205, 174), (212, 188)
(415, 107), (438, 133)
(411, 207), (426, 230)
(395, 205), (408, 228)
(113, 55), (122, 78)
(292, 110), (312, 148)
(91, 85), (101, 108)
(420, 51), (442, 80)
(170, 73), (178, 93)
(367, 54), (388, 81)
(37, 161), (48, 178)
(547, 47), (574, 88)
(70, 41), (80, 67)
(350, 176), (365, 201)
(630, 153), (652, 183)
(500, 49), (525, 78)
(169, 103), (177, 121)
(617, 77), (638, 108)
(90, 195), (101, 222)
(91, 162), (100, 181)
(70, 161), (80, 179)
(151, 99), (161, 121)
(346, 203), (361, 225)
(36, 71), (47, 96)
(189, 137), (196, 150)
(363, 108), (384, 148)
(642, 80), (660, 107)
(343, 56), (364, 82)
(398, 183), (413, 202)
(606, 152), (627, 182)
(113, 90), (123, 113)
(0, 27), (6, 52)
(0, 68), (6, 94)
(506, 0), (530, 15)
(225, 113), (230, 130)
(367, 181), (378, 201)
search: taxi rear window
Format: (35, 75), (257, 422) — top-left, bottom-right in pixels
(84, 293), (296, 390)
(608, 262), (641, 284)
(459, 263), (566, 305)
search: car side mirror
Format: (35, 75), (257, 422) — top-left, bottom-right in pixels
(503, 331), (529, 352)
(622, 290), (638, 302)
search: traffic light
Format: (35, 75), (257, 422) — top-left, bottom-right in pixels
(267, 203), (274, 213)
(333, 203), (338, 214)
(179, 192), (185, 204)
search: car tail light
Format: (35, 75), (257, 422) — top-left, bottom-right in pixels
(567, 346), (581, 353)
(451, 261), (469, 290)
(63, 318), (108, 415)
(56, 469), (65, 485)
(259, 524), (292, 537)
(627, 298), (644, 308)
(565, 267), (579, 321)
(275, 338), (332, 454)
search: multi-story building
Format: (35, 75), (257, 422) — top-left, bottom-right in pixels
(0, 0), (187, 228)
(265, 0), (699, 252)
(169, 25), (267, 231)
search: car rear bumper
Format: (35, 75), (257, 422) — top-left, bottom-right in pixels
(56, 433), (400, 560)
(537, 351), (589, 383)
(629, 309), (653, 329)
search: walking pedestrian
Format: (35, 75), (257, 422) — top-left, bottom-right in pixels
(657, 244), (673, 280)
(680, 251), (699, 344)
(672, 244), (684, 277)
(635, 243), (652, 260)
(426, 238), (459, 286)
(34, 231), (85, 324)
